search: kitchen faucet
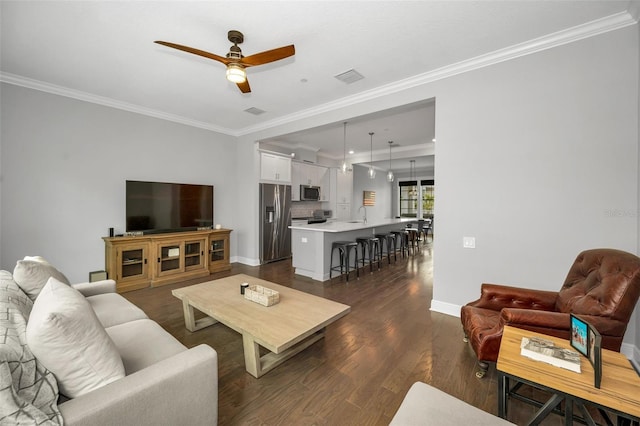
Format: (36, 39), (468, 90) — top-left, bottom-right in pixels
(358, 205), (367, 224)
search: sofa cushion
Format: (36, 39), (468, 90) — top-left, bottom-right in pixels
(106, 319), (186, 375)
(26, 277), (125, 398)
(390, 382), (515, 425)
(13, 256), (70, 301)
(0, 270), (62, 424)
(86, 293), (148, 328)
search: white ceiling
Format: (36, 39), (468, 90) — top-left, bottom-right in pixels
(1, 1), (636, 174)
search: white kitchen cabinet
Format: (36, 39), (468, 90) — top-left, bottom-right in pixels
(291, 162), (303, 201)
(328, 167), (353, 217)
(260, 152), (291, 183)
(291, 161), (329, 200)
(335, 203), (351, 221)
(320, 167), (330, 201)
(336, 168), (353, 204)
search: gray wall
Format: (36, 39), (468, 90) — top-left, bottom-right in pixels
(636, 18), (640, 354)
(351, 164), (394, 222)
(433, 25), (638, 305)
(0, 84), (237, 282)
(431, 26), (639, 353)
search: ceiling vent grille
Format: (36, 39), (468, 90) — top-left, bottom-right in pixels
(334, 69), (364, 84)
(244, 107), (266, 115)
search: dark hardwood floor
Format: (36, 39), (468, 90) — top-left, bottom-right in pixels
(123, 244), (575, 425)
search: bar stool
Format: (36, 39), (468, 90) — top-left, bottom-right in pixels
(423, 219), (433, 243)
(356, 236), (381, 273)
(391, 230), (409, 258)
(329, 241), (359, 281)
(405, 227), (419, 255)
(417, 219), (432, 246)
(375, 233), (397, 264)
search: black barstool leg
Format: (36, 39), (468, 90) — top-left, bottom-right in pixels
(329, 247), (335, 279)
(391, 237), (397, 262)
(354, 246), (359, 279)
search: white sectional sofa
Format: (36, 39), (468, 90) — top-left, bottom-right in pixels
(0, 257), (218, 425)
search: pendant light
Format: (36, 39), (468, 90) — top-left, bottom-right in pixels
(386, 141), (394, 182)
(409, 160), (417, 196)
(368, 132), (376, 179)
(341, 122), (348, 174)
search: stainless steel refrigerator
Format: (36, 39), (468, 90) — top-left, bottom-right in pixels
(259, 183), (292, 263)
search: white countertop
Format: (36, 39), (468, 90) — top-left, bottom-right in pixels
(289, 218), (417, 233)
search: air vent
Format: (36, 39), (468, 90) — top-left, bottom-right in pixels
(244, 107), (266, 115)
(334, 69), (364, 84)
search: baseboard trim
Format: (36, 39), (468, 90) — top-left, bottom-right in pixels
(430, 299), (461, 317)
(231, 256), (260, 267)
(621, 342), (640, 369)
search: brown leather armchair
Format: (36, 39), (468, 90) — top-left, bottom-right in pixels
(461, 248), (640, 378)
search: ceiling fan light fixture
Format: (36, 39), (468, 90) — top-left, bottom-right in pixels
(226, 63), (246, 83)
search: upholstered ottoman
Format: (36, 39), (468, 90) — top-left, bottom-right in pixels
(390, 382), (515, 425)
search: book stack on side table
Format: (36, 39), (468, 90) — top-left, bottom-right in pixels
(520, 336), (581, 373)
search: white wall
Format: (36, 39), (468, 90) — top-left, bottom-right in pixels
(0, 84), (237, 282)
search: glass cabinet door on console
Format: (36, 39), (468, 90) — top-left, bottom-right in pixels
(156, 241), (184, 277)
(117, 244), (148, 282)
(184, 239), (207, 271)
(209, 232), (230, 273)
(106, 241), (150, 292)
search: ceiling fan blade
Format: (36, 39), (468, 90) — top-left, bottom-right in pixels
(236, 79), (251, 93)
(240, 45), (295, 67)
(154, 41), (230, 65)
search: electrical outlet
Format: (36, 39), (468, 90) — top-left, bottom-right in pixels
(463, 237), (476, 249)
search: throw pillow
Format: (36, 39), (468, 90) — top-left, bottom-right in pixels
(26, 277), (125, 398)
(0, 270), (62, 424)
(13, 256), (70, 301)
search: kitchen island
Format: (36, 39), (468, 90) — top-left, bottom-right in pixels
(289, 218), (415, 281)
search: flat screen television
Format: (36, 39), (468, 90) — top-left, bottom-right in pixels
(126, 180), (214, 234)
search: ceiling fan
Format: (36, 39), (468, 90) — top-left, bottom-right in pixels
(155, 30), (295, 93)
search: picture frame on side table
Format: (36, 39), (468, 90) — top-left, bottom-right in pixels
(570, 314), (602, 388)
(589, 326), (602, 388)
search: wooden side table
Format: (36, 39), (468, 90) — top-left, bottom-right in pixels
(496, 325), (640, 425)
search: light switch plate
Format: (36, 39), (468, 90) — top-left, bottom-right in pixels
(463, 237), (476, 248)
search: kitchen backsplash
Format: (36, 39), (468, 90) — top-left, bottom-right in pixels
(291, 201), (323, 218)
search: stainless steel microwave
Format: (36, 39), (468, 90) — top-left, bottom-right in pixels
(300, 185), (321, 201)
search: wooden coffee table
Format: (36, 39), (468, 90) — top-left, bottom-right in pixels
(172, 274), (350, 378)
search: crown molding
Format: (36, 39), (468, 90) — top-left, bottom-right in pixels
(1, 10), (636, 138)
(628, 0), (640, 22)
(238, 10), (637, 136)
(0, 72), (236, 135)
